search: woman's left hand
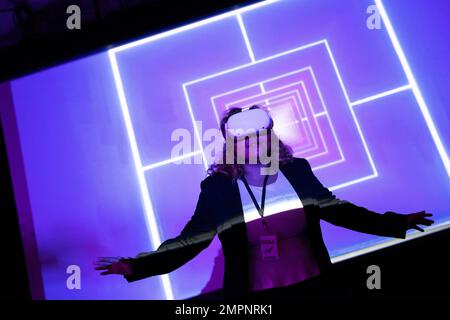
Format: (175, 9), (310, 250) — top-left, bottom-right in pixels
(406, 210), (434, 232)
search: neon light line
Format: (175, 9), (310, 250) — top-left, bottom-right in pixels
(308, 68), (345, 162)
(108, 51), (174, 300)
(184, 40), (327, 87)
(332, 220), (450, 263)
(328, 173), (378, 192)
(182, 85), (209, 170)
(216, 83), (325, 156)
(323, 40), (379, 178)
(375, 0), (450, 180)
(142, 151), (203, 171)
(262, 95), (315, 150)
(350, 84), (412, 106)
(110, 0), (281, 54)
(236, 13), (256, 63)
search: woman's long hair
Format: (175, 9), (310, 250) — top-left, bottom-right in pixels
(207, 105), (294, 179)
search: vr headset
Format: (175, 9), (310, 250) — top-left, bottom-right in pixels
(225, 107), (273, 141)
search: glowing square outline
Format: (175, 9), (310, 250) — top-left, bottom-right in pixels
(207, 66), (345, 165)
(254, 94), (313, 149)
(215, 81), (344, 166)
(183, 41), (374, 183)
(210, 66), (325, 124)
(205, 68), (346, 167)
(213, 82), (327, 156)
(262, 95), (315, 151)
(220, 86), (328, 158)
(106, 0), (450, 300)
(241, 93), (317, 152)
(222, 88), (320, 153)
(268, 94), (338, 161)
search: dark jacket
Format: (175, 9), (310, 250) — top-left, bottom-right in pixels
(124, 157), (407, 298)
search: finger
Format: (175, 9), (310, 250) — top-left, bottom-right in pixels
(94, 265), (110, 270)
(100, 270), (113, 275)
(413, 226), (424, 232)
(96, 257), (120, 261)
(417, 212), (433, 219)
(97, 257), (121, 261)
(95, 258), (120, 264)
(420, 218), (434, 225)
(415, 212), (425, 218)
(94, 261), (114, 267)
(416, 218), (434, 226)
(94, 259), (116, 264)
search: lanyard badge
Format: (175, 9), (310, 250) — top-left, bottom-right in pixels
(242, 175), (279, 260)
(260, 235), (279, 260)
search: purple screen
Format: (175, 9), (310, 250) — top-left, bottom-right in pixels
(1, 0), (450, 300)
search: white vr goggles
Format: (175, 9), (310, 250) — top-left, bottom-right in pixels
(225, 108), (272, 140)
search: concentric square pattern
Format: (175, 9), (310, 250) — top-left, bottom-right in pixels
(108, 0), (450, 300)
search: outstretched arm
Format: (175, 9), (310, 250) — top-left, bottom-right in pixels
(299, 158), (433, 239)
(95, 177), (217, 282)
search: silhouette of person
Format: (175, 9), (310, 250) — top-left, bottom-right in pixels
(95, 105), (433, 300)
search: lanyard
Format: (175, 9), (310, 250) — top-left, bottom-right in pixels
(241, 174), (270, 230)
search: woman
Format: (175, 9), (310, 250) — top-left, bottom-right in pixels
(95, 105), (433, 300)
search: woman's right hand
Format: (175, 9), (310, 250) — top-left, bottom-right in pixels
(94, 256), (133, 276)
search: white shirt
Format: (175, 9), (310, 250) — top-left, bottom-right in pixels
(236, 169), (321, 291)
(237, 170), (304, 223)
